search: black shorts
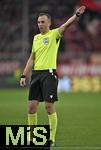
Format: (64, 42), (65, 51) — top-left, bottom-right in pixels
(28, 69), (58, 102)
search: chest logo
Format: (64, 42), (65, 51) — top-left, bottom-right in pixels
(43, 37), (49, 45)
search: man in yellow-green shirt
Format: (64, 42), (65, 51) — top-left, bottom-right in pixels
(20, 6), (86, 147)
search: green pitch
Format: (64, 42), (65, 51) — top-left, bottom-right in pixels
(0, 89), (101, 149)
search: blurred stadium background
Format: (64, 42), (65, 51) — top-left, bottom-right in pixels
(0, 0), (101, 149)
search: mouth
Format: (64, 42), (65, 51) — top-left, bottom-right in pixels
(39, 27), (44, 30)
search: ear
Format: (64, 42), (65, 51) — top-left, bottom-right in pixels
(49, 20), (51, 27)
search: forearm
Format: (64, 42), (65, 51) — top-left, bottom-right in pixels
(59, 14), (78, 35)
(22, 53), (34, 78)
(22, 60), (33, 77)
(59, 6), (86, 35)
(63, 14), (77, 28)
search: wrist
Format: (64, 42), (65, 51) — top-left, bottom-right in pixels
(75, 12), (81, 17)
(20, 75), (26, 79)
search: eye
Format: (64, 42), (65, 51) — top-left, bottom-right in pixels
(41, 21), (45, 23)
(37, 21), (45, 24)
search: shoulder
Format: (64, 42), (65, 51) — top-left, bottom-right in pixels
(33, 33), (41, 41)
(35, 33), (41, 36)
(51, 28), (59, 32)
(51, 28), (61, 38)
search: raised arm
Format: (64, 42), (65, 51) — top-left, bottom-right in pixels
(20, 52), (34, 87)
(59, 6), (86, 36)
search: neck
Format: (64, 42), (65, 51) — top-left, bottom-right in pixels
(41, 29), (50, 34)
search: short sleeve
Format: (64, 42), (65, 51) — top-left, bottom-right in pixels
(52, 28), (62, 39)
(31, 37), (35, 53)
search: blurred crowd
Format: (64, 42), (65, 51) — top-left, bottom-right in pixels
(0, 0), (101, 63)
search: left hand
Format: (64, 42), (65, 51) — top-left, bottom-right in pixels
(76, 6), (86, 16)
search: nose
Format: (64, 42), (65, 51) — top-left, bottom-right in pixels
(38, 24), (43, 29)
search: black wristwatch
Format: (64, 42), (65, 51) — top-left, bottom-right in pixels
(20, 75), (26, 78)
(76, 12), (81, 17)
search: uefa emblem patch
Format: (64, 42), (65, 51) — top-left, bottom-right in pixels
(43, 37), (49, 45)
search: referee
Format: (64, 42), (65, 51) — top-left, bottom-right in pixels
(20, 6), (85, 146)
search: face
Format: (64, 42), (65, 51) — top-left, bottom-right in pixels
(37, 15), (51, 33)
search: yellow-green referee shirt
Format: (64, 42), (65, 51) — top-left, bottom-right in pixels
(32, 28), (61, 70)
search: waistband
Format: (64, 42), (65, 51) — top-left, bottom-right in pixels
(32, 69), (56, 73)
